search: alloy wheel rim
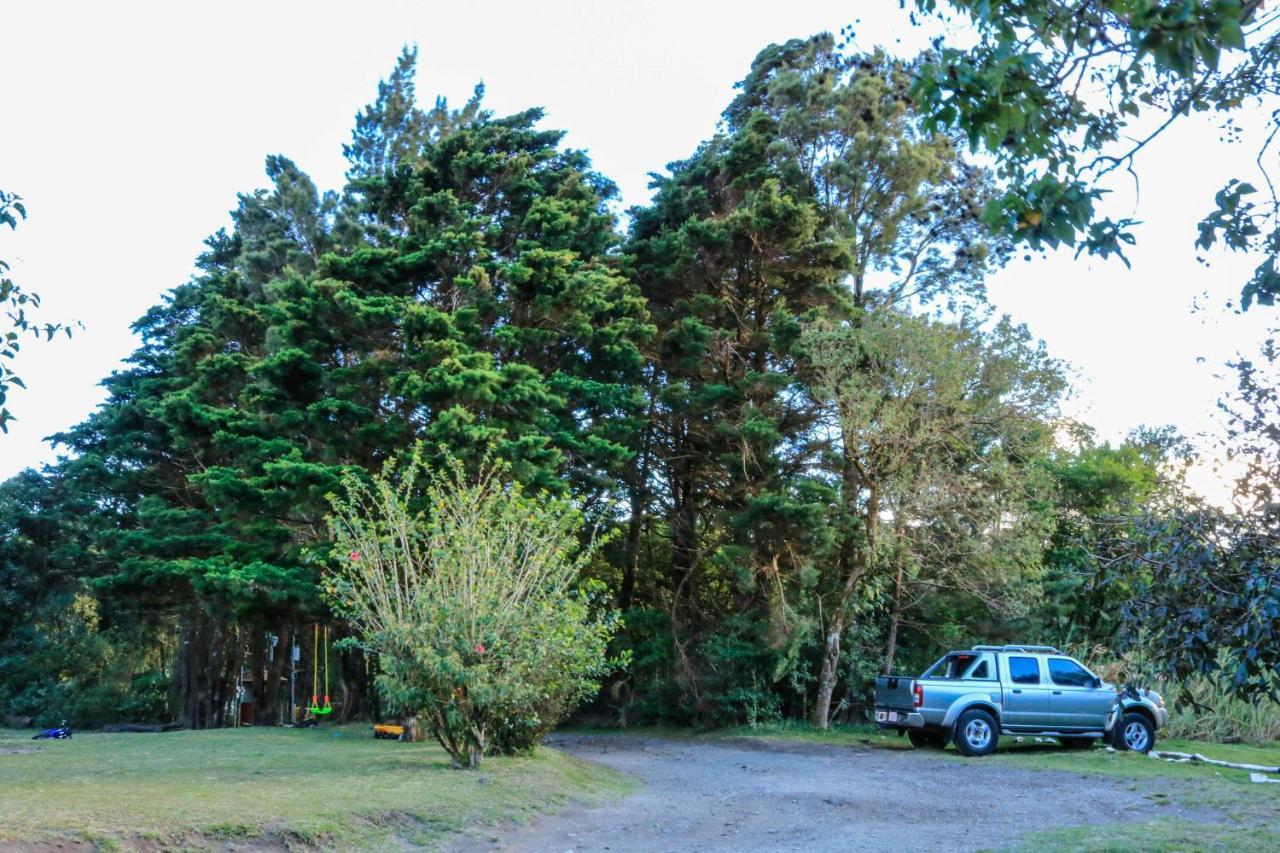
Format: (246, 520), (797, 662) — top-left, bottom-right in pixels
(1124, 721), (1149, 751)
(965, 718), (991, 749)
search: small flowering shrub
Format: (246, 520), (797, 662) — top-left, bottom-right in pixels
(326, 450), (619, 768)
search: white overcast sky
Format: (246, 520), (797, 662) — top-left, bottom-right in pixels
(0, 0), (1274, 503)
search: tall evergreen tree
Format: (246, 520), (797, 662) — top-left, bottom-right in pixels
(623, 36), (1010, 723)
(51, 51), (648, 726)
(627, 67), (849, 718)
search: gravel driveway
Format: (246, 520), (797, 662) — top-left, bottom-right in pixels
(452, 734), (1206, 852)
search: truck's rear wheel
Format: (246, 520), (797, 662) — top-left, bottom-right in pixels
(908, 729), (947, 749)
(1112, 713), (1155, 753)
(952, 709), (999, 757)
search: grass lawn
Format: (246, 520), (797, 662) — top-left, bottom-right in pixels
(993, 736), (1280, 852)
(0, 725), (633, 851)
(568, 721), (1280, 852)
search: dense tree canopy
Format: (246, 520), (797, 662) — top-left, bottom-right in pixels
(2, 31), (1277, 732)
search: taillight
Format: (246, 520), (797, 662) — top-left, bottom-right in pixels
(913, 683), (924, 708)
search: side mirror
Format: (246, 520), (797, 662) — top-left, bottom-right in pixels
(1090, 676), (1102, 689)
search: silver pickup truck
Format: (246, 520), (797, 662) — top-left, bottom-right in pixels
(873, 645), (1167, 756)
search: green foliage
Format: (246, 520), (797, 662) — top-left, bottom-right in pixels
(1036, 434), (1169, 645)
(0, 189), (73, 431)
(621, 35), (1017, 726)
(1103, 503), (1280, 700)
(1093, 333), (1280, 701)
(28, 49), (648, 727)
(5, 34), (1276, 738)
(1160, 674), (1280, 744)
(0, 589), (164, 728)
(909, 0), (1280, 307)
(326, 450), (620, 767)
(802, 308), (1063, 725)
(0, 469), (167, 727)
(725, 38), (1007, 309)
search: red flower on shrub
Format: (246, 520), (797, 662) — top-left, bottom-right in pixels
(475, 643), (486, 654)
(349, 551), (360, 562)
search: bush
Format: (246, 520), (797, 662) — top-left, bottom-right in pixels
(326, 451), (620, 768)
(1161, 677), (1280, 745)
(0, 588), (172, 728)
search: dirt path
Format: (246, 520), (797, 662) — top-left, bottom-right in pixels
(452, 734), (1206, 852)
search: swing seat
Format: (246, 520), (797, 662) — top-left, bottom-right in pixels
(308, 695), (333, 716)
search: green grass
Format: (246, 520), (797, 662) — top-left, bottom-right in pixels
(996, 737), (1280, 851)
(0, 725), (633, 850)
(1014, 820), (1278, 852)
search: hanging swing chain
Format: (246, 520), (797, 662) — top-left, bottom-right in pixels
(312, 623), (319, 705)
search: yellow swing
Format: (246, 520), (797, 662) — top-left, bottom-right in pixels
(308, 624), (333, 717)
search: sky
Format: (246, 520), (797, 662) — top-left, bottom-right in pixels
(0, 0), (1274, 502)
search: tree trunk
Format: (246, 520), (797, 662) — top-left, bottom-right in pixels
(667, 430), (703, 705)
(181, 612), (219, 730)
(813, 484), (878, 730)
(406, 716), (427, 742)
(620, 403), (655, 612)
(215, 623), (242, 728)
(203, 621), (221, 728)
(179, 616), (200, 729)
(620, 476), (647, 613)
(248, 629), (267, 722)
(257, 624), (290, 725)
(884, 522), (907, 675)
(812, 612), (847, 730)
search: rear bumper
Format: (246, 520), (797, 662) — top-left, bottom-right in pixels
(875, 709), (925, 729)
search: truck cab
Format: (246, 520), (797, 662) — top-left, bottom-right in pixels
(873, 645), (1167, 756)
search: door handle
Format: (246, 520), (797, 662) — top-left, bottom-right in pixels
(1012, 689), (1022, 694)
(1052, 690), (1062, 695)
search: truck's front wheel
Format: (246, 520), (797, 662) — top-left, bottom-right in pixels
(952, 709), (999, 757)
(908, 729), (947, 749)
(1112, 713), (1155, 753)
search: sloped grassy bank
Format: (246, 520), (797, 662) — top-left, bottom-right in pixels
(0, 726), (633, 850)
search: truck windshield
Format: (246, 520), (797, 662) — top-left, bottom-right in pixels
(922, 654), (978, 679)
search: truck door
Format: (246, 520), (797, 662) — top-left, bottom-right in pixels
(1002, 655), (1052, 728)
(1047, 657), (1115, 730)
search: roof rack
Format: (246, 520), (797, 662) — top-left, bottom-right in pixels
(969, 644), (1062, 654)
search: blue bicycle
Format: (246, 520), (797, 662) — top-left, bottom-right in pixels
(32, 720), (72, 740)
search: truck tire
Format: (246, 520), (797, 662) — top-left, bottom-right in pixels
(1112, 712), (1155, 753)
(1058, 736), (1094, 750)
(908, 729), (947, 749)
(952, 709), (999, 757)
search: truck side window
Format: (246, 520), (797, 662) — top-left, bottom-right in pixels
(967, 660), (991, 679)
(1009, 656), (1040, 684)
(1049, 658), (1094, 687)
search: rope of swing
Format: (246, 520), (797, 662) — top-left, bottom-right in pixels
(312, 623), (319, 708)
(309, 624), (332, 715)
